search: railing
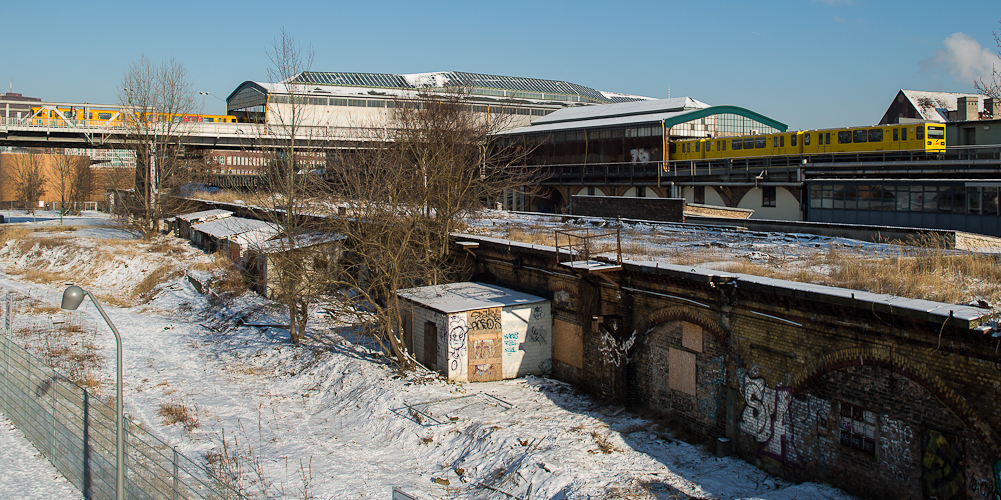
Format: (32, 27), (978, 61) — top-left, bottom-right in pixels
(0, 290), (244, 500)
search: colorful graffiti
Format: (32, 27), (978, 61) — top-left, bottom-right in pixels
(922, 429), (965, 500)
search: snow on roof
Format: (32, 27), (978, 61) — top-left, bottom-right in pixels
(901, 90), (984, 122)
(532, 97), (710, 125)
(191, 217), (276, 239)
(176, 209), (232, 222)
(250, 232), (344, 254)
(398, 282), (547, 314)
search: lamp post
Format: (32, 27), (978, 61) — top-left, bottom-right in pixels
(61, 285), (124, 500)
(199, 92), (209, 115)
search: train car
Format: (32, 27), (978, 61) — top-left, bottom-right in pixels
(669, 123), (945, 162)
(28, 106), (238, 126)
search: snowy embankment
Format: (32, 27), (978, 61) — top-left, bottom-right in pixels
(0, 213), (856, 499)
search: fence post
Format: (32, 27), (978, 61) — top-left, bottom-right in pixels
(172, 447), (178, 500)
(50, 372), (56, 458)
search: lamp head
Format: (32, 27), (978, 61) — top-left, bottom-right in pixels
(61, 285), (85, 311)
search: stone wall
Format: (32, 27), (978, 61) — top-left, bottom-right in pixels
(453, 232), (1001, 500)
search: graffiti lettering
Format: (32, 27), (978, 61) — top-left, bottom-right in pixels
(532, 306), (545, 320)
(527, 326), (547, 345)
(503, 332), (519, 353)
(473, 364), (493, 376)
(468, 309), (501, 331)
(738, 375), (829, 464)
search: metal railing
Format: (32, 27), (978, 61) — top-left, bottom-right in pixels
(0, 293), (245, 500)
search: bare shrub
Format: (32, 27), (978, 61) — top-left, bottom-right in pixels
(158, 401), (200, 431)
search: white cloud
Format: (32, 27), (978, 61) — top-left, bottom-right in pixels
(924, 32), (1001, 84)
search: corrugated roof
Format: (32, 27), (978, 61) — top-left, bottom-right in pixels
(901, 90), (984, 122)
(250, 232), (344, 254)
(498, 108), (698, 135)
(397, 282), (547, 314)
(176, 209), (232, 222)
(192, 217), (277, 239)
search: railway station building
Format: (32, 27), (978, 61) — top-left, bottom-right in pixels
(225, 71), (653, 132)
(494, 99), (790, 215)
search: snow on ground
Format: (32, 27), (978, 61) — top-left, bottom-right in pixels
(0, 411), (81, 499)
(0, 211), (857, 499)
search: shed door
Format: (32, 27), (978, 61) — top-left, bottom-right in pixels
(467, 308), (503, 382)
(423, 321), (437, 369)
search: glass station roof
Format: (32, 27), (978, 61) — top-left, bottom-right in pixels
(288, 71), (627, 104)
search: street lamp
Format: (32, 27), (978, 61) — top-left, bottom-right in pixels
(61, 285), (124, 500)
(199, 91), (209, 115)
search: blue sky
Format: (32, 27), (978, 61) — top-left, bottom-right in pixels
(3, 0), (999, 130)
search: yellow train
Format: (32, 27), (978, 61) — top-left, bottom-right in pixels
(28, 106), (238, 125)
(669, 122), (946, 161)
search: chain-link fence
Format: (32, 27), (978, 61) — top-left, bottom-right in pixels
(0, 293), (245, 500)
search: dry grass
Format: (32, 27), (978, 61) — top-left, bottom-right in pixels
(193, 190), (251, 204)
(34, 226), (78, 233)
(0, 226), (31, 246)
(158, 401), (200, 431)
(132, 265), (178, 301)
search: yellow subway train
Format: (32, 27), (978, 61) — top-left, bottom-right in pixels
(28, 106), (238, 126)
(670, 123), (946, 161)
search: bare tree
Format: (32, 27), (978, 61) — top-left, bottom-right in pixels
(976, 19), (1001, 99)
(118, 54), (197, 237)
(8, 151), (47, 214)
(50, 150), (89, 221)
(245, 30), (332, 344)
(325, 86), (538, 365)
(68, 156), (96, 214)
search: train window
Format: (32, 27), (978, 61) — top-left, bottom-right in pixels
(853, 130), (867, 143)
(791, 135), (797, 147)
(839, 131), (852, 143)
(732, 139), (742, 150)
(98, 113), (112, 120)
(773, 137), (778, 148)
(916, 127), (924, 140)
(780, 136), (785, 147)
(928, 126), (944, 139)
(804, 134), (811, 146)
(755, 137), (766, 149)
(868, 129), (882, 142)
(721, 141), (726, 151)
(744, 138), (754, 150)
(893, 128), (899, 141)
(669, 143), (677, 154)
(825, 133), (831, 145)
(695, 142), (699, 152)
(901, 128), (907, 140)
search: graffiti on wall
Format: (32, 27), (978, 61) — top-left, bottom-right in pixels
(739, 374), (830, 465)
(696, 356), (726, 422)
(447, 315), (467, 372)
(880, 416), (915, 484)
(528, 326), (547, 345)
(922, 429), (965, 500)
(468, 309), (501, 331)
(596, 329), (637, 367)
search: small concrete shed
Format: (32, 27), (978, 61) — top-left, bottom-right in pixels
(397, 282), (552, 382)
(175, 209), (233, 239)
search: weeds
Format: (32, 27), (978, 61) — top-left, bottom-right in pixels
(158, 401), (200, 431)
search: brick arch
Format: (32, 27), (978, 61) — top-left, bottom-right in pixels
(791, 345), (999, 456)
(645, 305), (728, 349)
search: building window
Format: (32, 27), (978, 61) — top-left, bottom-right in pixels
(587, 186), (595, 196)
(840, 402), (876, 456)
(762, 186), (776, 207)
(694, 186), (705, 204)
(637, 186), (646, 197)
